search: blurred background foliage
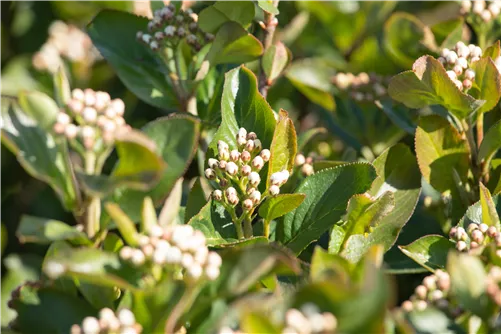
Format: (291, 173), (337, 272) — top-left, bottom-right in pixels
(2, 1), (498, 327)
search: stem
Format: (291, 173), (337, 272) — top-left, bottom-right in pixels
(258, 0), (279, 98)
(165, 287), (199, 334)
(84, 151), (100, 238)
(243, 214), (253, 238)
(185, 94), (198, 116)
(463, 120), (478, 166)
(477, 113), (484, 149)
(222, 202), (244, 239)
(263, 219), (271, 239)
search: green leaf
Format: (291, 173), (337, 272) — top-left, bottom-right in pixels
(88, 10), (177, 109)
(1, 103), (79, 211)
(399, 235), (455, 272)
(459, 194), (501, 230)
(384, 12), (436, 69)
(263, 42), (290, 82)
(185, 178), (210, 223)
(257, 0), (279, 14)
(277, 163), (377, 255)
(447, 252), (493, 319)
(208, 65), (276, 168)
(12, 285), (96, 334)
(341, 144), (421, 262)
(17, 91), (59, 130)
(43, 247), (143, 290)
(479, 119), (501, 167)
(267, 110), (297, 187)
(405, 307), (466, 334)
(388, 56), (484, 119)
(199, 2), (256, 33)
(431, 18), (464, 49)
(53, 67), (71, 108)
(483, 40), (500, 59)
(286, 59), (335, 111)
(206, 22), (264, 66)
(310, 246), (352, 282)
(479, 183), (501, 228)
(105, 203), (140, 246)
(16, 215), (91, 245)
(258, 194), (306, 222)
(469, 56), (501, 114)
(241, 312), (280, 333)
(158, 178), (183, 226)
(297, 127), (327, 151)
(76, 281), (117, 310)
(113, 114), (200, 221)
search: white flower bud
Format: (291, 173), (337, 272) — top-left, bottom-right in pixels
(164, 26), (176, 37)
(205, 168), (216, 180)
(118, 309), (135, 327)
(489, 2), (500, 16)
(481, 9), (492, 22)
(472, 46), (483, 58)
(154, 31), (165, 41)
(205, 265), (220, 280)
(81, 126), (95, 139)
(423, 275), (437, 290)
(99, 308), (116, 324)
(247, 132), (257, 140)
(57, 112), (71, 125)
(149, 225), (164, 238)
(471, 229), (484, 243)
(295, 154), (306, 166)
(84, 89), (96, 106)
(68, 99), (84, 114)
(208, 158), (219, 169)
(457, 226), (467, 240)
(249, 190), (261, 204)
(150, 41), (159, 51)
(230, 150), (240, 162)
(218, 140), (229, 152)
(415, 300), (427, 311)
(241, 150), (251, 162)
(241, 165), (252, 176)
(254, 139), (262, 151)
(45, 261), (65, 279)
(110, 99), (125, 117)
(218, 160), (227, 170)
(172, 225), (194, 245)
(454, 79), (463, 91)
(488, 226), (498, 238)
(142, 244), (154, 258)
(463, 79), (472, 90)
(213, 190), (223, 201)
(245, 139), (255, 152)
(238, 127), (247, 138)
(473, 0), (486, 13)
(446, 70), (457, 80)
(479, 223), (489, 233)
(237, 136), (247, 146)
(453, 65), (463, 76)
(194, 247), (209, 264)
(219, 149), (229, 161)
(252, 156), (264, 170)
(207, 252), (222, 267)
(225, 161), (238, 176)
(65, 124), (78, 139)
(415, 285), (428, 299)
(465, 69), (475, 80)
(468, 223), (478, 233)
(225, 187), (237, 198)
(72, 88), (85, 102)
(181, 253), (194, 268)
(430, 290), (444, 301)
(187, 263), (203, 279)
(227, 194), (239, 206)
(153, 247), (167, 264)
(301, 163), (314, 176)
(260, 149), (271, 162)
(82, 317), (100, 334)
(243, 199), (254, 210)
(457, 240), (467, 251)
(446, 51), (458, 64)
(457, 57), (468, 69)
(248, 172), (261, 187)
(131, 249), (146, 266)
(120, 246), (134, 260)
(440, 48), (451, 58)
(269, 185), (280, 196)
(82, 107), (97, 123)
(166, 246), (182, 264)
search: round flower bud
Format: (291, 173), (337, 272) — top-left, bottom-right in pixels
(219, 160), (227, 170)
(165, 246), (182, 264)
(430, 290), (444, 301)
(245, 139), (255, 152)
(440, 48), (451, 58)
(136, 31), (144, 41)
(72, 88), (85, 101)
(453, 65), (463, 76)
(301, 164), (314, 176)
(479, 223), (489, 233)
(111, 99), (125, 117)
(457, 240), (467, 251)
(82, 107), (97, 123)
(212, 190), (223, 201)
(473, 0), (486, 13)
(457, 227), (467, 240)
(120, 246), (133, 260)
(248, 172), (261, 187)
(454, 80), (463, 90)
(449, 226), (458, 239)
(254, 139), (262, 151)
(464, 69), (475, 80)
(415, 285), (428, 299)
(176, 15), (184, 23)
(65, 124), (78, 139)
(118, 309), (135, 327)
(467, 223), (478, 233)
(269, 185), (280, 196)
(205, 265), (220, 280)
(415, 300), (427, 311)
(237, 135), (247, 146)
(205, 168), (216, 180)
(81, 126), (95, 139)
(423, 276), (437, 290)
(270, 172), (282, 186)
(82, 317), (100, 334)
(230, 150), (240, 162)
(481, 9), (492, 22)
(249, 190), (261, 204)
(295, 154), (306, 166)
(68, 99), (84, 114)
(260, 149), (271, 162)
(252, 156), (264, 170)
(446, 70), (457, 80)
(457, 57), (468, 69)
(208, 158), (219, 169)
(99, 308), (116, 325)
(45, 261), (65, 279)
(194, 247), (209, 264)
(471, 241), (479, 249)
(150, 41), (159, 51)
(205, 33), (215, 42)
(225, 187), (237, 197)
(225, 161), (238, 176)
(177, 27), (186, 37)
(471, 229), (484, 244)
(472, 46), (483, 58)
(241, 150), (251, 162)
(218, 140), (229, 151)
(247, 132), (257, 140)
(463, 79), (472, 90)
(219, 149), (229, 161)
(188, 263), (203, 280)
(243, 199), (254, 210)
(164, 25), (176, 37)
(207, 252), (222, 267)
(181, 253), (194, 268)
(489, 2), (500, 16)
(227, 193), (239, 206)
(219, 178), (228, 187)
(142, 244), (154, 258)
(446, 51), (458, 64)
(401, 300), (413, 312)
(241, 165), (252, 176)
(154, 31), (165, 41)
(238, 127), (247, 139)
(57, 112), (71, 125)
(487, 226), (498, 238)
(131, 249), (146, 266)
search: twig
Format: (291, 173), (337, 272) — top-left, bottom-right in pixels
(258, 0), (280, 98)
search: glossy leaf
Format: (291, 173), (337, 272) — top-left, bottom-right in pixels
(258, 194), (306, 222)
(399, 235), (454, 272)
(459, 194), (501, 230)
(341, 144), (421, 262)
(88, 10), (177, 109)
(479, 183), (501, 228)
(1, 103), (79, 211)
(277, 163), (377, 255)
(388, 56), (484, 119)
(469, 56), (501, 114)
(17, 215), (90, 245)
(199, 2), (255, 33)
(114, 115), (200, 221)
(267, 110), (297, 187)
(479, 119), (501, 166)
(206, 22), (263, 66)
(286, 59), (335, 111)
(262, 42), (290, 82)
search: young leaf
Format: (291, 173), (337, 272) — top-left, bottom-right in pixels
(258, 194), (306, 222)
(478, 119), (501, 167)
(459, 194), (501, 230)
(469, 56), (501, 114)
(199, 2), (256, 33)
(267, 110), (297, 187)
(310, 246), (352, 282)
(341, 144), (421, 262)
(105, 202), (139, 246)
(88, 10), (177, 109)
(53, 67), (71, 107)
(206, 22), (264, 66)
(158, 178), (183, 226)
(185, 178), (210, 223)
(483, 40), (500, 59)
(241, 312), (281, 334)
(479, 183), (501, 228)
(17, 216), (91, 245)
(388, 56), (484, 119)
(399, 235), (455, 272)
(262, 42), (290, 82)
(277, 163), (377, 255)
(17, 91), (59, 130)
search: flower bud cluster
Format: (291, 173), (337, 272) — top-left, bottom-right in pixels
(460, 1), (501, 23)
(136, 5), (214, 53)
(449, 223), (501, 253)
(282, 303), (337, 334)
(52, 88), (130, 150)
(486, 266), (501, 305)
(119, 224), (222, 282)
(331, 72), (388, 102)
(294, 153), (315, 177)
(401, 270), (452, 313)
(71, 308), (142, 334)
(32, 20), (100, 74)
(437, 41), (482, 92)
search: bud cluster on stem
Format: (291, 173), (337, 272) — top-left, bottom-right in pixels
(136, 4), (214, 53)
(119, 223), (222, 282)
(294, 153), (316, 177)
(438, 41), (482, 92)
(204, 128), (290, 239)
(331, 71), (388, 102)
(71, 308), (142, 334)
(449, 223), (501, 253)
(460, 1), (501, 23)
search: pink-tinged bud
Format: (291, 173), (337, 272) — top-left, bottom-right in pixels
(467, 223), (478, 233)
(245, 139), (255, 152)
(423, 276), (437, 290)
(481, 9), (492, 22)
(204, 168), (216, 179)
(487, 226), (498, 238)
(430, 290), (443, 301)
(219, 149), (229, 161)
(225, 187), (237, 197)
(464, 69), (475, 80)
(471, 229), (484, 244)
(449, 227), (458, 239)
(457, 240), (467, 251)
(225, 161), (238, 176)
(241, 165), (252, 176)
(260, 149), (271, 162)
(218, 160), (227, 170)
(65, 124), (78, 139)
(247, 132), (257, 140)
(227, 193), (239, 206)
(243, 199), (253, 210)
(205, 265), (220, 280)
(479, 223), (489, 233)
(131, 249), (146, 266)
(415, 300), (427, 311)
(57, 112), (71, 125)
(212, 190), (223, 201)
(463, 79), (472, 90)
(457, 227), (467, 240)
(82, 317), (100, 334)
(446, 70), (457, 80)
(470, 241), (479, 249)
(72, 88), (85, 102)
(102, 120), (116, 133)
(81, 126), (95, 139)
(295, 154), (306, 166)
(401, 300), (413, 312)
(208, 158), (219, 169)
(84, 88), (96, 106)
(68, 99), (84, 114)
(241, 150), (251, 162)
(415, 285), (428, 299)
(301, 163), (314, 176)
(249, 190), (261, 204)
(252, 156), (264, 170)
(217, 140), (229, 151)
(238, 127), (247, 138)
(457, 57), (468, 69)
(453, 65), (463, 76)
(230, 150), (240, 162)
(254, 139), (262, 151)
(248, 172), (261, 187)
(219, 178), (228, 187)
(269, 185), (280, 196)
(82, 107), (97, 123)
(105, 107), (116, 119)
(446, 51), (458, 64)
(454, 79), (463, 91)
